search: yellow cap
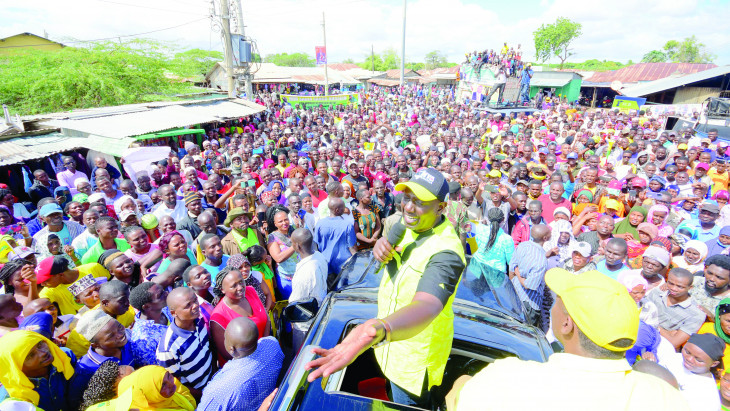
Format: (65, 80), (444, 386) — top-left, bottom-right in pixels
(605, 199), (621, 210)
(488, 170), (502, 178)
(546, 269), (639, 351)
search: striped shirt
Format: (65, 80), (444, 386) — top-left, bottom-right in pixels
(509, 241), (548, 310)
(156, 318), (213, 389)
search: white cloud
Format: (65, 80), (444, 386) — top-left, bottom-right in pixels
(1, 0), (728, 66)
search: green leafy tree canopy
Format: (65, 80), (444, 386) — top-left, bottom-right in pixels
(263, 52), (315, 67)
(533, 17), (583, 69)
(642, 36), (715, 63)
(424, 50), (447, 69)
(0, 39), (212, 115)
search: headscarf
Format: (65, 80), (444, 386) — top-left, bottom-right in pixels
(543, 219), (576, 262)
(674, 240), (709, 273)
(706, 226), (730, 258)
(113, 195), (138, 217)
(267, 180), (286, 204)
(117, 365), (196, 411)
(613, 205), (647, 239)
(636, 222), (658, 242)
(647, 204), (674, 237)
(715, 297), (730, 344)
(651, 236), (672, 253)
(575, 189), (593, 203)
(230, 154), (243, 176)
(620, 273), (648, 293)
(0, 330), (75, 405)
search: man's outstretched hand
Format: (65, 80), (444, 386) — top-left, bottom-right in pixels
(305, 320), (384, 382)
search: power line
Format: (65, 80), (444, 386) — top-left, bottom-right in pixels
(0, 17), (210, 49)
(91, 0), (204, 15)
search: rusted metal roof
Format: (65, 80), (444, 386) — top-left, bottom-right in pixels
(621, 65), (730, 97)
(369, 78), (401, 87)
(585, 63), (716, 84)
(327, 63), (361, 71)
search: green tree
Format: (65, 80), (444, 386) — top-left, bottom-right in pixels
(173, 48), (224, 77)
(662, 36), (715, 63)
(342, 58), (355, 64)
(533, 17), (583, 69)
(0, 39), (202, 115)
(381, 48), (401, 70)
(424, 50), (447, 69)
(263, 52), (316, 67)
(405, 62), (425, 71)
(641, 50), (667, 63)
(357, 48), (401, 71)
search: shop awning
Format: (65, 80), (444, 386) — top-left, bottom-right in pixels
(135, 128), (206, 141)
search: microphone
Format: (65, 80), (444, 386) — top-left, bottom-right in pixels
(378, 222), (407, 274)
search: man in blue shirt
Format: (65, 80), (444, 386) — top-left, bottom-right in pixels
(677, 202), (722, 242)
(313, 197), (357, 276)
(596, 238), (630, 281)
(509, 224), (550, 328)
(198, 317), (283, 411)
(519, 63), (533, 104)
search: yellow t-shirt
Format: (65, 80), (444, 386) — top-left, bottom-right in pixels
(708, 169), (729, 194)
(455, 353), (689, 410)
(39, 263), (110, 316)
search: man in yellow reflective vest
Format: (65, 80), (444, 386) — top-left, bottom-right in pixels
(306, 168), (466, 407)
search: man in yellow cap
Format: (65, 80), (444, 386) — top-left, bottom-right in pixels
(450, 269), (689, 410)
(306, 168), (465, 407)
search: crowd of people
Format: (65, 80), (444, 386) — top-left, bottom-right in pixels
(0, 80), (729, 410)
(464, 42), (524, 78)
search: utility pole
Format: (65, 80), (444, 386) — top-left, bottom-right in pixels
(399, 0), (407, 89)
(220, 0), (236, 97)
(371, 44), (374, 74)
(321, 11), (329, 96)
(234, 0), (253, 99)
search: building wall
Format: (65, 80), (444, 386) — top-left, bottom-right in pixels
(673, 87), (721, 104)
(0, 34), (63, 55)
(207, 66), (228, 91)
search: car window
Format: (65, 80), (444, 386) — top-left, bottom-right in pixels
(335, 252), (525, 321)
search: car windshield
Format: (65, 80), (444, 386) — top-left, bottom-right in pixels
(333, 251), (524, 321)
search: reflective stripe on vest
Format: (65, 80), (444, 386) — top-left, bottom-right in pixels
(374, 218), (465, 395)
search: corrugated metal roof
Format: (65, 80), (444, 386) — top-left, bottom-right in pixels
(369, 78), (400, 87)
(0, 133), (86, 166)
(621, 65), (730, 97)
(585, 63), (716, 84)
(530, 78), (570, 88)
(41, 99), (265, 139)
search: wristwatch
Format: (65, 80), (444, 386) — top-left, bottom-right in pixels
(372, 318), (392, 348)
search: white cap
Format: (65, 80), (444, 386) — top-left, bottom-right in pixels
(571, 241), (592, 257)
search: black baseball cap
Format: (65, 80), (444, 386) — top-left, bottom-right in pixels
(395, 168), (449, 202)
(448, 181), (462, 194)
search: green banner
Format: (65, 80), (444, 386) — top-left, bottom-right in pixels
(280, 93), (359, 109)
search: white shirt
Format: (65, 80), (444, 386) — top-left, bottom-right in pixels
(290, 251), (328, 305)
(659, 350), (721, 411)
(290, 251), (329, 333)
(152, 200), (187, 222)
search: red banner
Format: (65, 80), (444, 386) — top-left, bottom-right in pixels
(315, 46), (327, 65)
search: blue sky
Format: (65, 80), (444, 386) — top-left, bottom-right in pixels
(1, 0), (728, 66)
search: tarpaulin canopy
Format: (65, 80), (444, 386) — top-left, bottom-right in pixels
(135, 128), (206, 140)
